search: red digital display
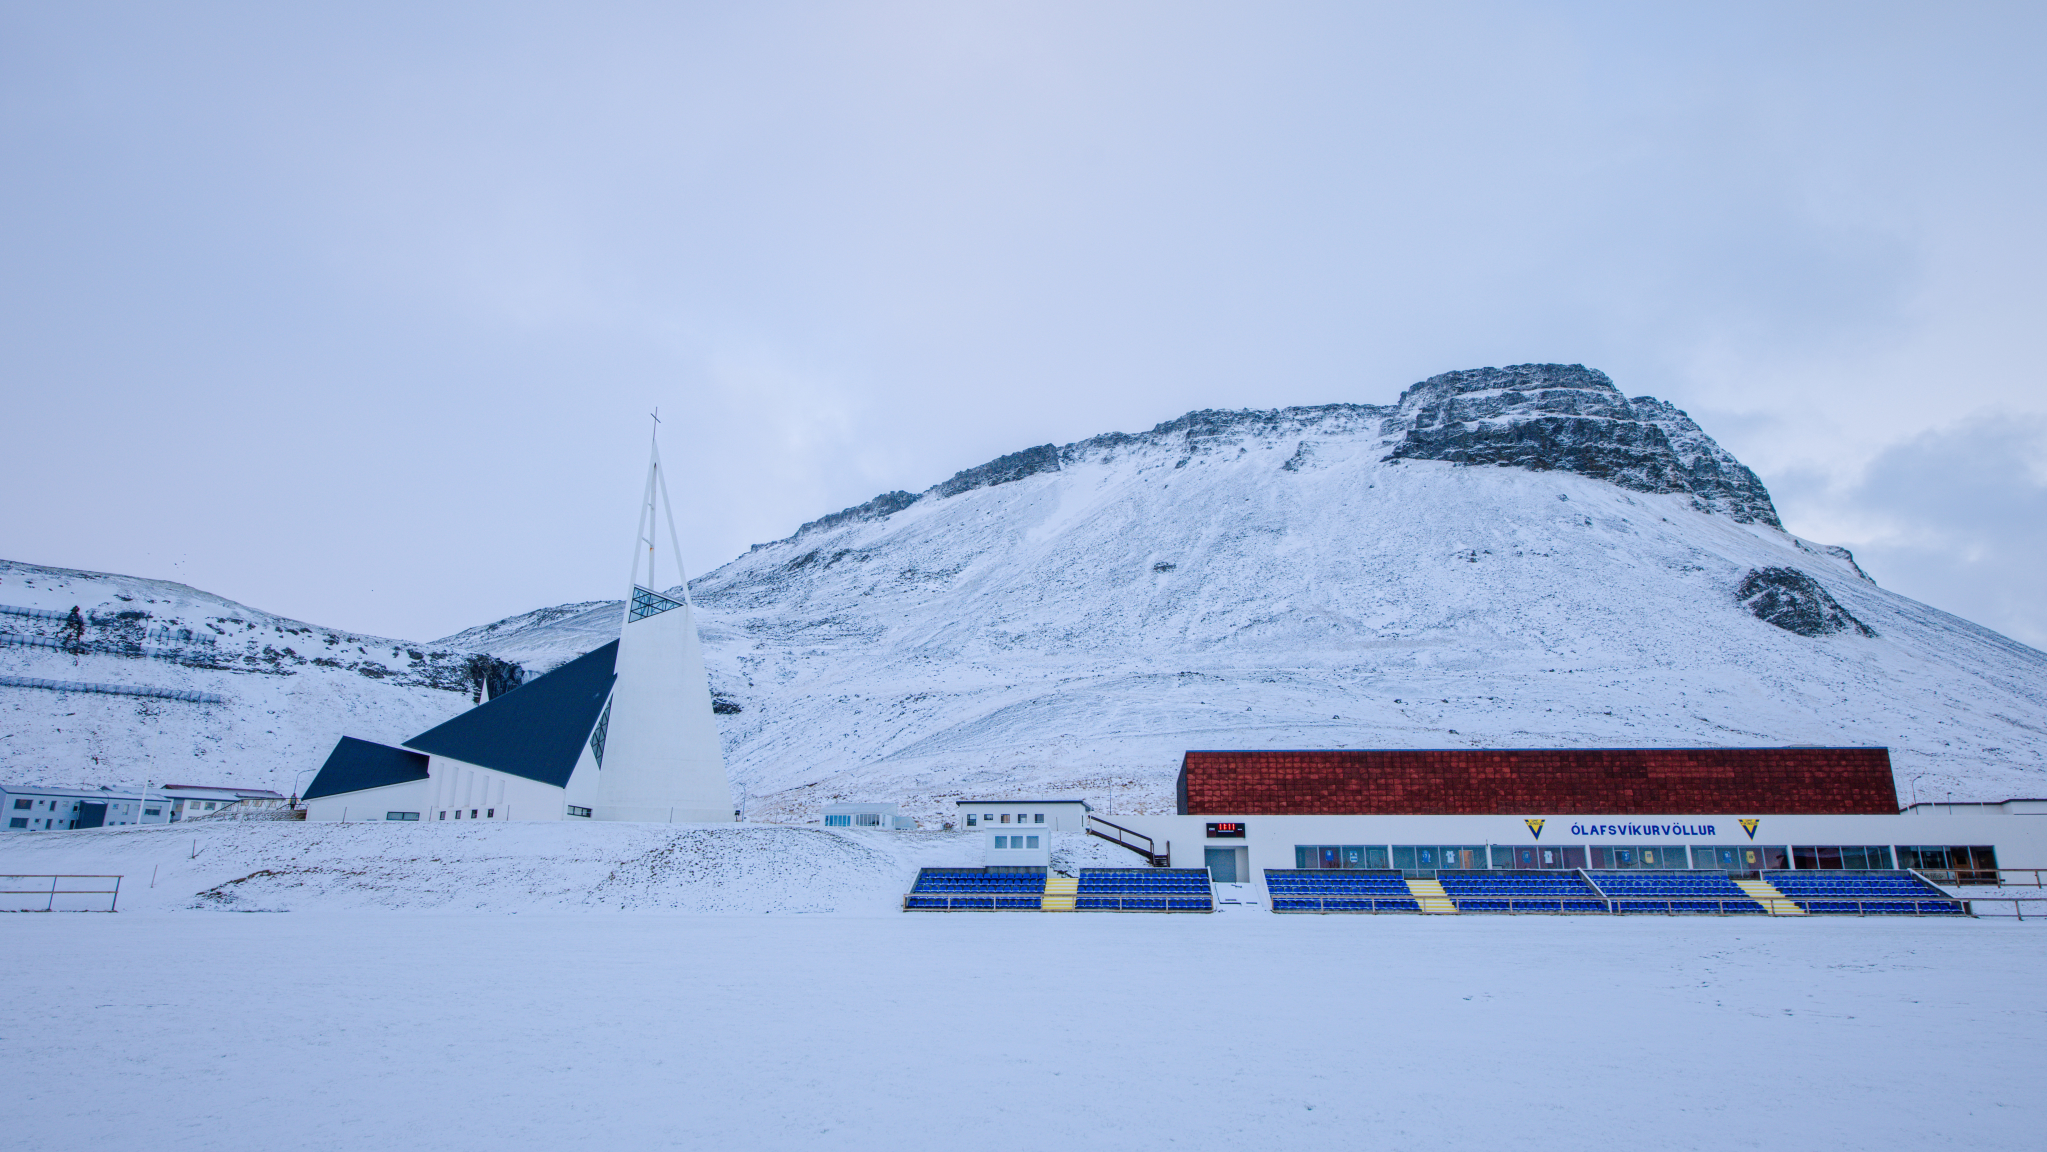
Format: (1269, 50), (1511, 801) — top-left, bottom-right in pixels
(1206, 822), (1246, 838)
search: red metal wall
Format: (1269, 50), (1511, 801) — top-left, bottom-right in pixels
(1176, 748), (1898, 815)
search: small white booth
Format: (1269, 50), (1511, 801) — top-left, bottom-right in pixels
(957, 798), (1091, 832)
(983, 825), (1051, 867)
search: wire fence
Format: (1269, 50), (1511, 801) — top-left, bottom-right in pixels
(0, 674), (225, 705)
(0, 604), (70, 621)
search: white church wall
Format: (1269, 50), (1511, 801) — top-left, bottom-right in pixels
(594, 593), (733, 823)
(424, 756), (568, 823)
(302, 780), (431, 823)
(561, 741), (601, 819)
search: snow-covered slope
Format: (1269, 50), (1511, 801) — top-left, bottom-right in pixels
(452, 365), (2047, 824)
(0, 561), (502, 791)
(9, 365), (2045, 817)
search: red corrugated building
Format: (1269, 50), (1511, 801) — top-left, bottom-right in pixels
(1176, 747), (1898, 816)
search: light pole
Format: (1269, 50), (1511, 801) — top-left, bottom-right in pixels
(290, 768), (317, 810)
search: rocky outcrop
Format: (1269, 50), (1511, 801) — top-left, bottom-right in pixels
(1382, 364), (1782, 526)
(1736, 567), (1876, 637)
(796, 490), (919, 537)
(932, 444), (1062, 498)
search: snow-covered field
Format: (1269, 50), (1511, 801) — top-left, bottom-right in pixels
(4, 908), (2040, 1150)
(2, 821), (2042, 1150)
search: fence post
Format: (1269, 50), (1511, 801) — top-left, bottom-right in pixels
(47, 875), (56, 912)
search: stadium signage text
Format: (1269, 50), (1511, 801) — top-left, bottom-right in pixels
(1564, 822), (1716, 837)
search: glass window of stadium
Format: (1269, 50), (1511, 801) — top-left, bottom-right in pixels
(1897, 846), (1997, 878)
(1391, 845), (1487, 872)
(1692, 845), (1790, 871)
(1497, 845), (1587, 869)
(1293, 845), (1390, 870)
(1790, 845), (1896, 870)
(1589, 845), (1691, 868)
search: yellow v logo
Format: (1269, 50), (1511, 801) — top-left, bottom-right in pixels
(1525, 818), (1545, 840)
(1739, 819), (1760, 840)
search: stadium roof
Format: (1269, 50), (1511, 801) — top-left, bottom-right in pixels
(403, 641), (618, 788)
(1177, 747), (1899, 815)
(303, 737), (430, 801)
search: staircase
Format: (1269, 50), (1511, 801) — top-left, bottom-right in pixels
(1040, 875), (1078, 912)
(1406, 877), (1459, 914)
(1734, 877), (1805, 915)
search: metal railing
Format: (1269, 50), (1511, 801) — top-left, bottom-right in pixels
(1918, 868), (2046, 888)
(1960, 897), (2047, 920)
(1085, 815), (1168, 867)
(1071, 894), (1213, 912)
(0, 874), (122, 912)
(1271, 895), (1425, 913)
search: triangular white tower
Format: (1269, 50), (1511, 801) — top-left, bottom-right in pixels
(592, 420), (735, 823)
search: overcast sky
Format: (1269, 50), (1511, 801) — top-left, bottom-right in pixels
(4, 2), (2043, 647)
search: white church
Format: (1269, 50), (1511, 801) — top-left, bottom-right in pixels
(300, 430), (734, 824)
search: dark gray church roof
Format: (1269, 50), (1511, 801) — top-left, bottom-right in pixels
(303, 737), (431, 801)
(402, 640), (618, 788)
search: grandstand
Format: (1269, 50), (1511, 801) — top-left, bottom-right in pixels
(1075, 868), (1213, 912)
(1762, 870), (1964, 915)
(903, 868), (1212, 912)
(1586, 871), (1765, 914)
(1265, 870), (1419, 913)
(1437, 870), (1605, 913)
(902, 869), (1046, 910)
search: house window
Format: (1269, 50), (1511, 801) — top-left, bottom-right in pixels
(567, 806), (592, 818)
(453, 810), (461, 819)
(11, 799), (28, 809)
(439, 811), (447, 820)
(1000, 814), (1010, 823)
(964, 814), (977, 827)
(995, 836), (1008, 849)
(824, 814), (851, 826)
(854, 812), (882, 827)
(1026, 835), (1039, 848)
(386, 812), (420, 821)
(1034, 813), (1044, 823)
(145, 808), (160, 816)
(470, 810), (478, 819)
(9, 818), (24, 829)
(486, 809), (494, 818)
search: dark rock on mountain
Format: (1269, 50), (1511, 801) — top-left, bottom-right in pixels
(1382, 364), (1782, 527)
(1736, 567), (1877, 637)
(796, 490), (919, 538)
(933, 443), (1062, 498)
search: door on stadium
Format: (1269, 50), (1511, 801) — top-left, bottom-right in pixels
(1205, 848), (1239, 884)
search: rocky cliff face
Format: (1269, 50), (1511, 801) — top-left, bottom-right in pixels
(1382, 364), (1782, 526)
(771, 364), (1779, 553)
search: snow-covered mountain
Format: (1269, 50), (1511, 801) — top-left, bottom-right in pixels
(450, 364), (2047, 825)
(7, 364), (2044, 820)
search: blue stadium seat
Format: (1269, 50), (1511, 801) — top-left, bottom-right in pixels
(1073, 868), (1213, 912)
(1586, 871), (1764, 914)
(1762, 871), (1964, 915)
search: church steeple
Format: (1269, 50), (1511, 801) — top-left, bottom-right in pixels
(590, 414), (735, 823)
